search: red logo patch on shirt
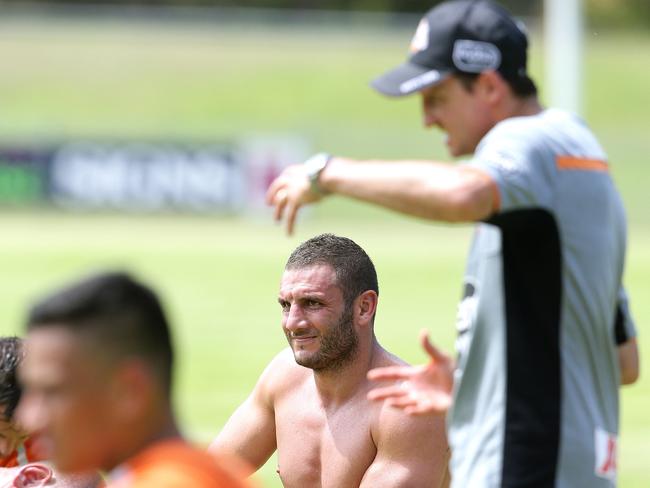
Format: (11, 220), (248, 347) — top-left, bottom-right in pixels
(594, 428), (617, 480)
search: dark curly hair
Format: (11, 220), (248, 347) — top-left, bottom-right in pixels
(285, 233), (379, 312)
(0, 336), (24, 420)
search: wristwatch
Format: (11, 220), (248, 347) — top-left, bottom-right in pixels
(303, 152), (332, 195)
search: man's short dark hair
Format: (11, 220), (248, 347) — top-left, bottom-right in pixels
(26, 271), (174, 395)
(0, 336), (23, 420)
(456, 71), (538, 98)
(285, 234), (379, 310)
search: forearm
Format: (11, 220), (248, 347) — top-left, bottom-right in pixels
(618, 338), (639, 385)
(319, 157), (496, 222)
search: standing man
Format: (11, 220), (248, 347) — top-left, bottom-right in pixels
(266, 1), (638, 486)
(209, 234), (449, 487)
(16, 271), (252, 488)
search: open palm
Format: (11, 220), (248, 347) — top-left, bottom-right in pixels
(367, 330), (454, 415)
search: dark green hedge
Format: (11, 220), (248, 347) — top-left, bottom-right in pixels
(4, 0), (649, 27)
(1, 0), (540, 16)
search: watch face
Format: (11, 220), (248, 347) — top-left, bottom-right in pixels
(304, 153), (331, 194)
(305, 153), (330, 179)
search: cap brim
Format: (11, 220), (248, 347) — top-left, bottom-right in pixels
(370, 61), (451, 97)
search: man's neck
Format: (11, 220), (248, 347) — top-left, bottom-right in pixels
(501, 95), (543, 120)
(312, 338), (381, 407)
(106, 409), (181, 472)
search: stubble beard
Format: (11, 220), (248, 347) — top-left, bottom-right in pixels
(291, 306), (358, 373)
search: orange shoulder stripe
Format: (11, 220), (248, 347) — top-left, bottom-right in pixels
(556, 156), (608, 172)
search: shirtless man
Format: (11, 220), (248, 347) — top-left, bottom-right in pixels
(210, 234), (449, 487)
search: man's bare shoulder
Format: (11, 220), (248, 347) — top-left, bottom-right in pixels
(258, 348), (311, 398)
(365, 348), (449, 486)
(369, 346), (446, 444)
(371, 345), (409, 369)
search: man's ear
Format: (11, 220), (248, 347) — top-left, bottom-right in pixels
(109, 360), (153, 422)
(476, 70), (508, 106)
(354, 290), (378, 327)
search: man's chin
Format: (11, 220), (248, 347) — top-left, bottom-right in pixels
(448, 144), (470, 158)
(295, 349), (331, 370)
(293, 351), (314, 366)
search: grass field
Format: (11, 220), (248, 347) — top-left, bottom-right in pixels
(0, 11), (648, 487)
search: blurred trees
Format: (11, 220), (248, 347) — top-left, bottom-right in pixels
(1, 0), (648, 27)
(587, 0), (650, 28)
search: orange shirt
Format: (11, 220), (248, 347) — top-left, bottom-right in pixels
(0, 438), (43, 468)
(107, 439), (253, 488)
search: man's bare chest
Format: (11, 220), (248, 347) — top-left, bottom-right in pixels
(273, 394), (377, 488)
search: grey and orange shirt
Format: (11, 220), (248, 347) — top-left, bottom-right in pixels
(449, 108), (636, 487)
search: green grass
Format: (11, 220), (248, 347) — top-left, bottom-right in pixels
(0, 13), (648, 487)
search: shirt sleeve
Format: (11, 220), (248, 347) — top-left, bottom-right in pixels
(464, 122), (554, 214)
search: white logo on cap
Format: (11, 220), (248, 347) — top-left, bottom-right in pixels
(409, 18), (429, 53)
(399, 70), (441, 94)
(452, 40), (501, 72)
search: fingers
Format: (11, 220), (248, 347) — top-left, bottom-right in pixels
(404, 399), (449, 416)
(391, 392), (452, 416)
(367, 384), (409, 402)
(367, 365), (414, 382)
(404, 406), (424, 415)
(272, 188), (288, 222)
(265, 176), (285, 206)
(385, 396), (420, 410)
(419, 329), (435, 357)
(371, 388), (451, 415)
(419, 329), (447, 363)
(383, 394), (444, 415)
(267, 184), (301, 235)
(266, 166), (308, 235)
(285, 200), (299, 236)
(385, 396), (442, 416)
(413, 392), (453, 414)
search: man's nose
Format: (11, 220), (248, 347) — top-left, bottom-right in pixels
(421, 93), (442, 128)
(423, 107), (440, 128)
(284, 305), (308, 333)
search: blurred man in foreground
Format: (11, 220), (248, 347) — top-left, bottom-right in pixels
(210, 234), (449, 487)
(16, 271), (252, 488)
(1, 336), (103, 487)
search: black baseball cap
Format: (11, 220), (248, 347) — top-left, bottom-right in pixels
(371, 0), (529, 97)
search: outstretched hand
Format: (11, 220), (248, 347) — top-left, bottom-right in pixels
(266, 164), (324, 235)
(367, 329), (454, 415)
